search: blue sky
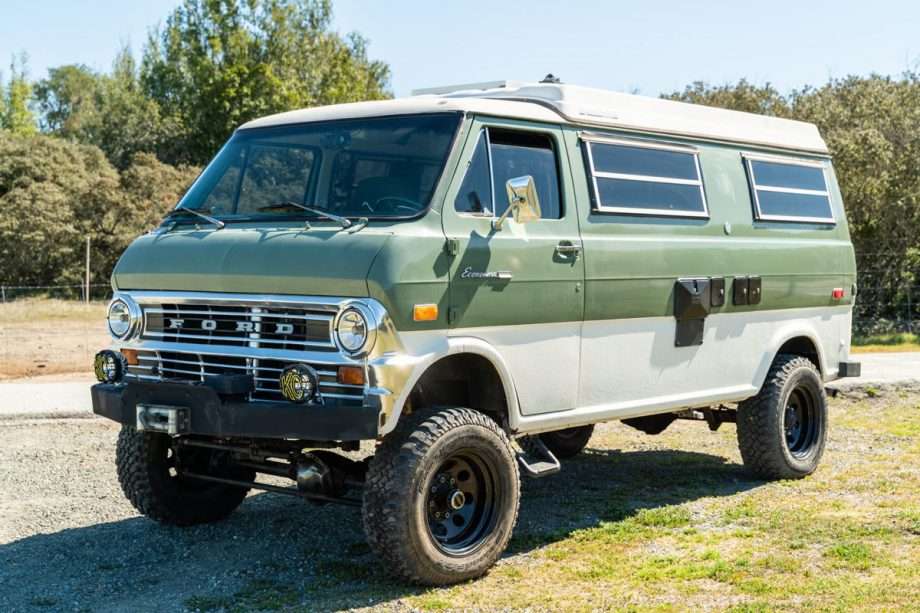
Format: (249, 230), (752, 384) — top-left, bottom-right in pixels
(1, 1), (917, 97)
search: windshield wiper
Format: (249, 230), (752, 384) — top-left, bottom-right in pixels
(258, 201), (352, 229)
(164, 206), (226, 229)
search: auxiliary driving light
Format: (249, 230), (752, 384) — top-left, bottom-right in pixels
(279, 364), (319, 404)
(94, 350), (127, 383)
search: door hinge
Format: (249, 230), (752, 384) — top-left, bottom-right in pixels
(445, 238), (459, 256)
(447, 307), (458, 325)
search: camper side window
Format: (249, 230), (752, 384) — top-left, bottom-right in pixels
(583, 138), (708, 218)
(744, 155), (834, 224)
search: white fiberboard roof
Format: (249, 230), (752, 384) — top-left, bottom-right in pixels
(242, 81), (828, 154)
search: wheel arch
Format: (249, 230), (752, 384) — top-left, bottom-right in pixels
(755, 327), (828, 391)
(379, 337), (520, 436)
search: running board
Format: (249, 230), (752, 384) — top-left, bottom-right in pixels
(516, 437), (561, 478)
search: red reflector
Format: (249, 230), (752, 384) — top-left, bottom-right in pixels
(832, 288), (844, 300)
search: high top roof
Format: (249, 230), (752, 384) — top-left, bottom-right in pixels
(242, 81), (828, 154)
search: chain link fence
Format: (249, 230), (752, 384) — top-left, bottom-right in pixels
(853, 253), (919, 337)
(0, 283), (113, 303)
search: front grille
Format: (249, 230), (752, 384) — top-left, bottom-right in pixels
(126, 349), (363, 404)
(141, 303), (335, 350)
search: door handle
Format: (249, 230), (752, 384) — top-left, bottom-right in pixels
(555, 241), (582, 257)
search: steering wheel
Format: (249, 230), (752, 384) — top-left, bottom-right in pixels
(371, 196), (421, 215)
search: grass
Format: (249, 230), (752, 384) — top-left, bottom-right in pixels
(852, 332), (920, 353)
(179, 389), (920, 612)
(0, 298), (106, 325)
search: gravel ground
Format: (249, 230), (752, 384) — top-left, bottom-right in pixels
(2, 387), (917, 612)
(0, 417), (387, 613)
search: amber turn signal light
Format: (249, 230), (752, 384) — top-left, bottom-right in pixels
(338, 366), (365, 386)
(120, 349), (139, 365)
(413, 303), (439, 322)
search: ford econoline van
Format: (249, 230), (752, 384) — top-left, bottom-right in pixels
(91, 80), (860, 584)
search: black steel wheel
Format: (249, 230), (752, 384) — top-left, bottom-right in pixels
(784, 386), (821, 458)
(362, 408), (520, 585)
(738, 354), (828, 480)
(425, 452), (497, 555)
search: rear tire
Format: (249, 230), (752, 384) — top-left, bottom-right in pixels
(116, 426), (253, 526)
(737, 354), (828, 480)
(525, 425), (595, 459)
(362, 408), (520, 585)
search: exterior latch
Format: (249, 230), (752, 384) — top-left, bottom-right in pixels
(445, 238), (459, 256)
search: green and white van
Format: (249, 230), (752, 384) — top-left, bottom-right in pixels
(92, 80), (860, 584)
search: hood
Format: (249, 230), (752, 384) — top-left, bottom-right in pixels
(113, 225), (391, 297)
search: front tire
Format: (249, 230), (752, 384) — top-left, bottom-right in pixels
(737, 354), (828, 480)
(116, 426), (253, 526)
(362, 408), (520, 585)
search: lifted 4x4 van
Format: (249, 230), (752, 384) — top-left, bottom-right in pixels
(92, 80), (860, 585)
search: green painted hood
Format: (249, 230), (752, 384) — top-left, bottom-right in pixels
(113, 225), (391, 297)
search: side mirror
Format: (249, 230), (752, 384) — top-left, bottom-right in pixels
(493, 175), (541, 230)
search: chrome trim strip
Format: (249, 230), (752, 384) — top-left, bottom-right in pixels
(592, 170), (703, 186)
(126, 290), (351, 311)
(142, 330), (335, 348)
(120, 339), (362, 366)
(143, 308), (333, 321)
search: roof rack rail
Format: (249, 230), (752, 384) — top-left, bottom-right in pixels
(411, 80), (522, 96)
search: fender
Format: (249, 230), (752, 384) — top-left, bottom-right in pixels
(373, 333), (521, 436)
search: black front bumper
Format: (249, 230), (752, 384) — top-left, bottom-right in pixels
(91, 380), (380, 441)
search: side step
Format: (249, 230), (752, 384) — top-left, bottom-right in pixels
(516, 436), (561, 478)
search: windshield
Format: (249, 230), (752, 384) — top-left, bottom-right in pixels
(176, 113), (461, 221)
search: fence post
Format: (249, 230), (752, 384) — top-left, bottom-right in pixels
(85, 236), (91, 304)
(909, 284), (914, 335)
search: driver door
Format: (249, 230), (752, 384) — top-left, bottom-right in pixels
(442, 119), (585, 416)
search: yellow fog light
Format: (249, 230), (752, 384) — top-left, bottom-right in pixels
(280, 364), (319, 404)
(94, 350), (126, 383)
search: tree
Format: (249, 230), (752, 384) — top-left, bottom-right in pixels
(141, 0), (391, 165)
(1, 53), (37, 135)
(33, 64), (100, 135)
(0, 131), (199, 286)
(34, 48), (177, 169)
(665, 79), (791, 117)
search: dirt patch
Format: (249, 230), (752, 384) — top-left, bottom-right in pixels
(0, 300), (107, 379)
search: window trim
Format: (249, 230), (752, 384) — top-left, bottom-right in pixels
(581, 134), (710, 219)
(742, 152), (835, 225)
(454, 126), (564, 221)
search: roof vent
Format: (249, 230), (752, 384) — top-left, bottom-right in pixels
(540, 73), (561, 84)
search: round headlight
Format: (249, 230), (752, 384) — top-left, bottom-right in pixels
(107, 298), (139, 339)
(335, 307), (369, 353)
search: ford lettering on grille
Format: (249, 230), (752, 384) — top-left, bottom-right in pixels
(143, 303), (335, 350)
